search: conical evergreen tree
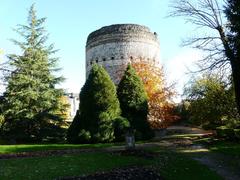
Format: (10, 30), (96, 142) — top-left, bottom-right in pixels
(67, 64), (121, 143)
(2, 4), (66, 141)
(117, 64), (153, 140)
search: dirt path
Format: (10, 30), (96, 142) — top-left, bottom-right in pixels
(165, 124), (214, 136)
(192, 153), (240, 180)
(157, 125), (240, 180)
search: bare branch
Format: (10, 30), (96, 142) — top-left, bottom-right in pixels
(169, 0), (230, 74)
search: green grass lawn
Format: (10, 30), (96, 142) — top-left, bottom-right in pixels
(150, 148), (223, 180)
(1, 137), (237, 180)
(0, 143), (120, 154)
(0, 146), (223, 180)
(208, 141), (240, 156)
(193, 137), (240, 156)
(0, 141), (148, 154)
(0, 152), (152, 180)
(188, 134), (240, 156)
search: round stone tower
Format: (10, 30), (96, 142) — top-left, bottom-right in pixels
(86, 24), (160, 83)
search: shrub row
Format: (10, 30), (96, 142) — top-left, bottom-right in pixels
(67, 64), (153, 144)
(216, 126), (240, 140)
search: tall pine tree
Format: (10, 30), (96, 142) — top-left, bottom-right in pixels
(2, 4), (66, 141)
(67, 64), (121, 143)
(117, 64), (153, 140)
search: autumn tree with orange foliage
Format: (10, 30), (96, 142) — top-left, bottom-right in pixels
(131, 59), (179, 128)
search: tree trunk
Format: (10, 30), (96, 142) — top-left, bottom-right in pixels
(230, 59), (240, 115)
(218, 27), (240, 114)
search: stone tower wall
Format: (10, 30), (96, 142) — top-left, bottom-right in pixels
(86, 24), (160, 83)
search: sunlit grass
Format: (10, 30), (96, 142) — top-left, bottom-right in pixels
(191, 136), (240, 156)
(178, 148), (210, 153)
(0, 143), (120, 154)
(162, 134), (205, 139)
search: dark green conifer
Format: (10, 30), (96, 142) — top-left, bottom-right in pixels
(2, 4), (65, 141)
(67, 64), (121, 143)
(117, 64), (153, 140)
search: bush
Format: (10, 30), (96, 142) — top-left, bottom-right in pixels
(216, 126), (235, 139)
(40, 123), (67, 143)
(78, 129), (91, 142)
(223, 117), (240, 129)
(0, 115), (4, 125)
(184, 74), (238, 128)
(113, 117), (130, 142)
(67, 113), (92, 144)
(201, 122), (219, 130)
(0, 115), (4, 136)
(234, 129), (240, 139)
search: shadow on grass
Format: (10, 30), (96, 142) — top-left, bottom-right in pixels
(0, 151), (153, 180)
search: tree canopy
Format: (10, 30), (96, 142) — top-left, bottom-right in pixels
(1, 4), (66, 142)
(170, 0), (240, 115)
(184, 73), (239, 129)
(131, 60), (179, 128)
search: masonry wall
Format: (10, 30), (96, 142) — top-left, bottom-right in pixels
(86, 24), (160, 84)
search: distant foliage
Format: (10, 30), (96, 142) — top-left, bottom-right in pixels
(184, 73), (239, 129)
(56, 96), (71, 121)
(67, 64), (121, 143)
(131, 60), (179, 128)
(117, 64), (153, 140)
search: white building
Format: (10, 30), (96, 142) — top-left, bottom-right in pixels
(65, 93), (79, 121)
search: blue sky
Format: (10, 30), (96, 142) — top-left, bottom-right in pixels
(0, 0), (202, 96)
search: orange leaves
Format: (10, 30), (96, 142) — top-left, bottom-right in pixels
(131, 60), (179, 129)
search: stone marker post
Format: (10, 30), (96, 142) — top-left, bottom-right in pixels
(125, 128), (135, 150)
